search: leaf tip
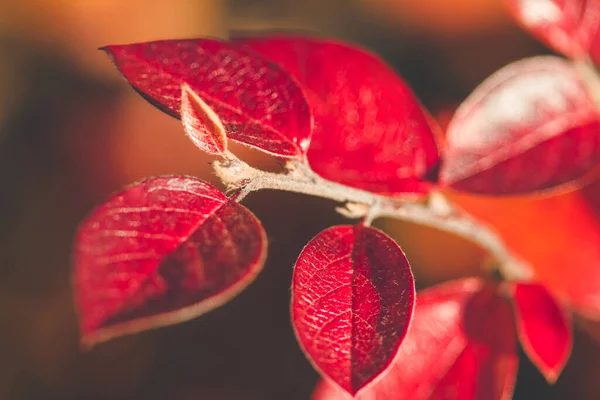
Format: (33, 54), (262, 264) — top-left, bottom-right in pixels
(98, 45), (118, 57)
(537, 333), (572, 385)
(79, 334), (98, 352)
(511, 283), (573, 385)
(534, 342), (571, 384)
(542, 367), (560, 385)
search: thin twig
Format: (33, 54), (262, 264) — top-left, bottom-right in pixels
(213, 158), (392, 205)
(370, 196), (533, 281)
(213, 158), (533, 281)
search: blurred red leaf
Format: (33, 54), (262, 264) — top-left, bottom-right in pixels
(506, 0), (600, 58)
(74, 176), (267, 348)
(511, 282), (572, 383)
(102, 39), (311, 157)
(312, 278), (518, 400)
(180, 83), (227, 155)
(441, 56), (600, 195)
(450, 189), (600, 318)
(237, 35), (441, 196)
(292, 225), (414, 395)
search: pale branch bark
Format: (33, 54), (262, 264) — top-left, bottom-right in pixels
(213, 157), (533, 281)
(213, 157), (406, 205)
(366, 195), (533, 281)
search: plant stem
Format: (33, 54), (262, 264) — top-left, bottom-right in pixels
(369, 194), (533, 281)
(214, 158), (532, 281)
(214, 158), (398, 205)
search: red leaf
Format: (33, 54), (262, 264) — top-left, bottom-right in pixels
(511, 282), (572, 383)
(441, 56), (600, 195)
(506, 0), (600, 58)
(237, 35), (441, 196)
(180, 83), (227, 155)
(292, 225), (415, 395)
(450, 189), (600, 318)
(74, 176), (267, 348)
(312, 278), (518, 400)
(102, 39), (311, 157)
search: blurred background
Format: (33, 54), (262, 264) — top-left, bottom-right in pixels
(3, 0), (600, 399)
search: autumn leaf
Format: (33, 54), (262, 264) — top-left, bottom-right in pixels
(74, 176), (267, 348)
(292, 225), (414, 395)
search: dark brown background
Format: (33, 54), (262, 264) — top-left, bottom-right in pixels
(2, 0), (600, 399)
